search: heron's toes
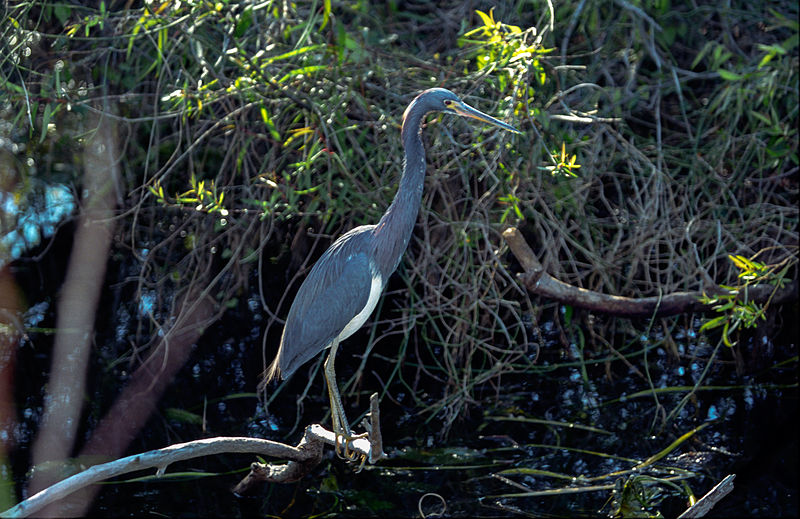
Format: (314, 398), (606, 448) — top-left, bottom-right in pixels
(352, 452), (368, 473)
(342, 432), (368, 461)
(333, 430), (368, 463)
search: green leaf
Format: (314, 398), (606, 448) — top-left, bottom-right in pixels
(750, 110), (773, 126)
(782, 32), (799, 52)
(563, 305), (573, 327)
(756, 43), (787, 56)
(758, 52), (775, 69)
(714, 300), (736, 312)
(234, 7), (253, 38)
(277, 65), (326, 83)
(260, 106), (280, 140)
(691, 41), (714, 70)
(475, 9), (493, 28)
(0, 78), (24, 94)
(263, 44), (325, 65)
(728, 254), (753, 271)
(320, 0), (331, 31)
(39, 103), (53, 144)
(722, 321), (734, 347)
(718, 69), (742, 81)
(127, 14), (146, 59)
(164, 408), (202, 425)
(699, 315), (727, 332)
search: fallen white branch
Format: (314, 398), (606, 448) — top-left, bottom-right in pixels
(3, 394), (386, 518)
(2, 438), (296, 518)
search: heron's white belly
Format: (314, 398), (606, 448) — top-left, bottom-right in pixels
(339, 270), (383, 341)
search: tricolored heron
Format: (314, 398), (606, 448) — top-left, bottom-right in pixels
(263, 88), (520, 455)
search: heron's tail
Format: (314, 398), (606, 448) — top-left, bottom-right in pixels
(257, 355), (282, 393)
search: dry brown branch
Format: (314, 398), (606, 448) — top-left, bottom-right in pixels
(502, 227), (798, 317)
(3, 393), (386, 519)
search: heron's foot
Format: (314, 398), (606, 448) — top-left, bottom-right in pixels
(333, 428), (369, 466)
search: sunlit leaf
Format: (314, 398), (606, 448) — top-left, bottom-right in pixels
(264, 44), (325, 65)
(475, 9), (494, 28)
(283, 127), (314, 147)
(699, 315), (727, 332)
(718, 69), (743, 81)
(277, 65), (326, 83)
(728, 254), (752, 271)
(260, 106), (281, 140)
(234, 7), (253, 38)
(722, 321), (734, 346)
(320, 0), (331, 31)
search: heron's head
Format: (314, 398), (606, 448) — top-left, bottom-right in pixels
(404, 88), (521, 134)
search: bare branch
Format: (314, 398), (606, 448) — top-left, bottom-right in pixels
(4, 395), (387, 519)
(234, 392), (387, 494)
(678, 474), (736, 518)
(5, 437), (301, 518)
(502, 227), (797, 317)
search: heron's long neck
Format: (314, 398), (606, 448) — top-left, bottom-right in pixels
(372, 109), (427, 276)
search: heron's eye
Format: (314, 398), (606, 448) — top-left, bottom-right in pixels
(443, 99), (452, 108)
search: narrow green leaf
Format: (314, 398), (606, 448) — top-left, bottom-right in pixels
(234, 7), (253, 38)
(728, 254), (752, 271)
(750, 111), (773, 126)
(758, 52), (775, 69)
(718, 69), (742, 81)
(756, 43), (787, 55)
(714, 300), (736, 312)
(39, 103), (53, 144)
(635, 422), (711, 469)
(722, 321), (734, 347)
(699, 315), (727, 332)
(164, 408), (202, 425)
(277, 65), (326, 83)
(0, 78), (24, 94)
(691, 41), (714, 70)
(264, 44), (325, 65)
(260, 106), (281, 140)
(127, 15), (146, 59)
(320, 0), (331, 31)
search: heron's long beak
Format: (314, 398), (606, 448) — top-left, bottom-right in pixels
(452, 101), (522, 134)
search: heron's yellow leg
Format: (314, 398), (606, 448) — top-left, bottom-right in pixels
(323, 341), (365, 462)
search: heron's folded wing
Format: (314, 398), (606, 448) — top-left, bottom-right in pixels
(278, 237), (373, 376)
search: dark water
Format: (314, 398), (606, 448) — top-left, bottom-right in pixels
(6, 222), (799, 518)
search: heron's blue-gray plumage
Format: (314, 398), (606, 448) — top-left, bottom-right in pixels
(270, 226), (376, 378)
(266, 88), (518, 382)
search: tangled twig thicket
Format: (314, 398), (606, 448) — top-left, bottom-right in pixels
(1, 0), (796, 442)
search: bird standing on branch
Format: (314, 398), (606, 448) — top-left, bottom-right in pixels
(262, 88), (520, 459)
